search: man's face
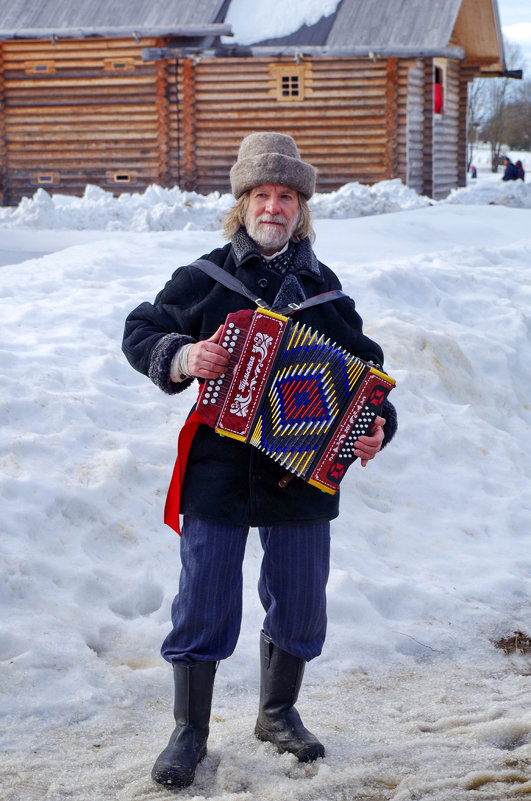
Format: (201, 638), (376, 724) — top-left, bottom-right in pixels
(244, 184), (300, 255)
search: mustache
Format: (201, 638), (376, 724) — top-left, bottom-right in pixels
(256, 214), (288, 226)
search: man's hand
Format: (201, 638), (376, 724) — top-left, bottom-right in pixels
(354, 415), (385, 467)
(187, 326), (229, 379)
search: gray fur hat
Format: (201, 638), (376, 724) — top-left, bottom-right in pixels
(230, 132), (316, 199)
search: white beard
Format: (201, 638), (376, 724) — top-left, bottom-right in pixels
(244, 212), (298, 255)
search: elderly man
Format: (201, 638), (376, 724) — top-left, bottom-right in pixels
(122, 132), (397, 789)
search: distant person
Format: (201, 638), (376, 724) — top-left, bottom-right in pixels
(515, 160), (525, 181)
(469, 164), (477, 179)
(502, 156), (519, 181)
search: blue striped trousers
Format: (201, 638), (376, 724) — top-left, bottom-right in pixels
(161, 516), (331, 664)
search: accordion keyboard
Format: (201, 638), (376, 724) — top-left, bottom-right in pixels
(197, 312), (251, 427)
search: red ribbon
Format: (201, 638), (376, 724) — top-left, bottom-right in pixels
(164, 408), (203, 535)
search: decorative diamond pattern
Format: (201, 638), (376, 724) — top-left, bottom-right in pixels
(273, 368), (334, 430)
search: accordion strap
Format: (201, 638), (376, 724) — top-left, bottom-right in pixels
(191, 258), (347, 316)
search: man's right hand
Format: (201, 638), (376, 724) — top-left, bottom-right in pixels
(187, 326), (229, 379)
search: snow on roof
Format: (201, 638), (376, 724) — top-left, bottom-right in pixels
(222, 0), (341, 46)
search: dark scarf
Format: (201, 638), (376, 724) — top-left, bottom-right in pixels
(263, 241), (296, 275)
(231, 228), (323, 311)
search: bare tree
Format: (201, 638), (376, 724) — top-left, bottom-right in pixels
(467, 77), (488, 166)
(503, 79), (531, 150)
(482, 77), (512, 170)
(469, 39), (524, 171)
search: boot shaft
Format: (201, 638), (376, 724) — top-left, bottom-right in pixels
(259, 631), (305, 715)
(173, 660), (217, 729)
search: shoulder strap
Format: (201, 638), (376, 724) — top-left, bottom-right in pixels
(278, 290), (347, 316)
(190, 258), (347, 316)
(191, 258), (270, 309)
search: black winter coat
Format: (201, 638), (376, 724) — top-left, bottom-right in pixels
(122, 230), (397, 526)
(502, 161), (519, 181)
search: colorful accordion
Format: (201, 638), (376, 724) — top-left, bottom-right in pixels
(197, 308), (395, 494)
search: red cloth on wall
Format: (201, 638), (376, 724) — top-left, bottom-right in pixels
(434, 82), (443, 114)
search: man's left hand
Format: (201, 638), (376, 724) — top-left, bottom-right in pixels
(354, 415), (385, 467)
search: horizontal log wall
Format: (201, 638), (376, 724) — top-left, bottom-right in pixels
(0, 42), (468, 204)
(0, 45), (5, 205)
(0, 37), (170, 205)
(176, 57), (397, 195)
(404, 59), (425, 194)
(422, 59), (434, 197)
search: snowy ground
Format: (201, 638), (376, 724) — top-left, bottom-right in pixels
(1, 150), (531, 800)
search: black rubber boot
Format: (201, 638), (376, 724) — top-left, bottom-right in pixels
(151, 660), (217, 788)
(254, 631), (325, 762)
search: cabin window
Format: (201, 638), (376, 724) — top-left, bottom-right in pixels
(103, 58), (136, 72)
(433, 64), (445, 115)
(25, 61), (56, 74)
(281, 73), (300, 98)
(269, 63), (309, 102)
(33, 172), (60, 186)
(106, 171), (138, 184)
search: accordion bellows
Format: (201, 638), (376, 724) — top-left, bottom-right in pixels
(197, 308), (395, 494)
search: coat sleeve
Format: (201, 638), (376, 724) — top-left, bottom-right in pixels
(122, 266), (204, 395)
(379, 398), (397, 449)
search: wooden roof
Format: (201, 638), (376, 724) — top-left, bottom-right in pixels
(327, 0), (464, 48)
(452, 0), (505, 73)
(0, 0), (506, 74)
(0, 0), (229, 39)
(327, 0), (505, 73)
(247, 0), (506, 73)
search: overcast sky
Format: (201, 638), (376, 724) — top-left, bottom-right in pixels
(498, 0), (531, 71)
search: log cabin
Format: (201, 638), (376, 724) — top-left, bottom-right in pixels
(0, 0), (516, 205)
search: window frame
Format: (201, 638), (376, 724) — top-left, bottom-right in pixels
(269, 63), (309, 103)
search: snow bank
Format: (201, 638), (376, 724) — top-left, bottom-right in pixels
(1, 159), (531, 800)
(0, 184), (234, 233)
(0, 149), (529, 234)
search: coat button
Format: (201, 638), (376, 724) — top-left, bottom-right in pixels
(257, 278), (268, 288)
(252, 473), (262, 483)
